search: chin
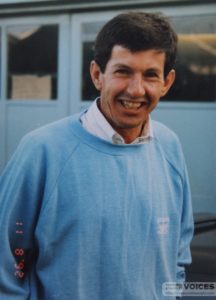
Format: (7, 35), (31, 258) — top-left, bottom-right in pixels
(118, 118), (147, 128)
(117, 122), (144, 130)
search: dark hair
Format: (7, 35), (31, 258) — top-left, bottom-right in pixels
(94, 11), (178, 77)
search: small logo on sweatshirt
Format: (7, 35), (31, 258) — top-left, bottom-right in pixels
(157, 217), (169, 235)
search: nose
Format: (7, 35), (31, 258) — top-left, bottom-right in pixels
(127, 74), (146, 98)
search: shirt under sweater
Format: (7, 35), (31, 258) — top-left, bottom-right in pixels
(0, 113), (194, 300)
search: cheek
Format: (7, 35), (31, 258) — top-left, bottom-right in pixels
(146, 82), (164, 98)
(104, 78), (127, 95)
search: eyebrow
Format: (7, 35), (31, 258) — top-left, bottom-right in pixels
(113, 63), (162, 74)
(113, 64), (131, 69)
(145, 68), (161, 74)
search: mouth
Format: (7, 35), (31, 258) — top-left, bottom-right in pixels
(120, 99), (148, 110)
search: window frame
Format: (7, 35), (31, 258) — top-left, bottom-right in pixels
(6, 24), (59, 101)
(0, 14), (69, 106)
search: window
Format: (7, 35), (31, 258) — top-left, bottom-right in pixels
(164, 14), (216, 102)
(7, 25), (59, 100)
(81, 22), (103, 101)
(82, 41), (99, 101)
(81, 14), (216, 102)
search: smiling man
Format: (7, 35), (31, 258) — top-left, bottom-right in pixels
(0, 12), (193, 300)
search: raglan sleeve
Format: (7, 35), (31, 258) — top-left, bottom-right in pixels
(176, 148), (194, 285)
(0, 134), (47, 299)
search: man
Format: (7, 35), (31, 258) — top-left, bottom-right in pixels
(0, 12), (193, 299)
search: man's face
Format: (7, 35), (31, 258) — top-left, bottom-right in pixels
(90, 45), (175, 143)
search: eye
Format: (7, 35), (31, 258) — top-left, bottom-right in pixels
(145, 70), (160, 79)
(146, 71), (158, 77)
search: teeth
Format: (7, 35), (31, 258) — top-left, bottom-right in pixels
(121, 100), (143, 109)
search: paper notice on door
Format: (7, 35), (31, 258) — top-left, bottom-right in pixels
(11, 75), (52, 99)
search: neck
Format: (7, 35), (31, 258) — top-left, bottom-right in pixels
(116, 125), (144, 144)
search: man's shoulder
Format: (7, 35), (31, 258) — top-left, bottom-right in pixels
(151, 120), (186, 173)
(16, 113), (81, 161)
(152, 120), (179, 145)
(23, 113), (80, 145)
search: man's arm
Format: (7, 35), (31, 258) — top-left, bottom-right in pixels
(0, 136), (45, 299)
(176, 162), (194, 284)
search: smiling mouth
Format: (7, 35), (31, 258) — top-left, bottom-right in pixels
(120, 100), (147, 109)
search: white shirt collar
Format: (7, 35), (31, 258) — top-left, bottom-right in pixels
(80, 98), (154, 144)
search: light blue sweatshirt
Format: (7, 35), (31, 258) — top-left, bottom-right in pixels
(0, 113), (193, 300)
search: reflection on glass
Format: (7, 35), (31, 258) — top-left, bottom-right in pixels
(164, 15), (216, 102)
(81, 22), (103, 101)
(82, 41), (99, 101)
(7, 25), (58, 100)
(82, 15), (216, 102)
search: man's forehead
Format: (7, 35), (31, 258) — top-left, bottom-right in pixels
(108, 45), (166, 69)
(111, 45), (165, 54)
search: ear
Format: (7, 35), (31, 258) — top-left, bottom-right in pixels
(90, 60), (103, 91)
(161, 69), (176, 97)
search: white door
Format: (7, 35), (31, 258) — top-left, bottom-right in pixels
(70, 4), (216, 214)
(0, 15), (70, 171)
